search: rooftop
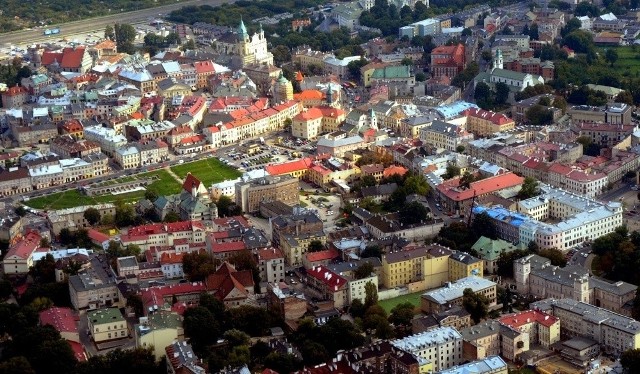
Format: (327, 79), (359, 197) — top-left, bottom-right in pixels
(88, 308), (124, 324)
(439, 356), (507, 374)
(422, 276), (496, 305)
(391, 326), (462, 352)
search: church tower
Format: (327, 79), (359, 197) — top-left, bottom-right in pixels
(238, 17), (249, 43)
(492, 49), (503, 70)
(369, 108), (378, 130)
(326, 83), (334, 106)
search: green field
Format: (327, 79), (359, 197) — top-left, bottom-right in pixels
(170, 158), (242, 186)
(378, 291), (424, 314)
(24, 170), (182, 210)
(599, 46), (640, 73)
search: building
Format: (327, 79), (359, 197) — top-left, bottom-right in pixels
(448, 252), (483, 281)
(306, 265), (349, 309)
(87, 308), (127, 343)
(166, 341), (205, 374)
(212, 19), (274, 67)
(256, 247), (285, 284)
(439, 356), (507, 374)
(280, 231), (326, 266)
(420, 120), (473, 152)
(391, 327), (463, 371)
(568, 103), (632, 125)
(471, 236), (525, 274)
(381, 245), (452, 290)
(474, 49), (544, 92)
(430, 44), (466, 81)
(119, 220), (206, 252)
(235, 175), (299, 213)
(205, 262), (255, 308)
(135, 311), (183, 360)
(1, 86), (29, 108)
(531, 298), (640, 355)
(2, 231), (42, 275)
(47, 203), (116, 236)
(436, 172), (524, 216)
(421, 276), (497, 314)
(463, 108), (515, 136)
(271, 209), (324, 250)
(514, 254), (636, 315)
(292, 106), (346, 140)
(40, 46), (93, 73)
(69, 255), (119, 310)
(498, 310), (561, 349)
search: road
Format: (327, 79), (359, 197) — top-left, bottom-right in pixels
(0, 0), (237, 46)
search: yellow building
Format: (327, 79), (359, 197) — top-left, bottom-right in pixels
(280, 231), (326, 266)
(292, 106), (346, 140)
(381, 245), (451, 289)
(265, 157), (313, 180)
(274, 74), (294, 103)
(448, 251), (483, 281)
(135, 311), (184, 360)
(308, 164), (360, 187)
(464, 108), (515, 136)
(88, 308), (128, 343)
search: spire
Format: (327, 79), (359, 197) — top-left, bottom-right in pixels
(326, 83), (333, 105)
(238, 16), (248, 40)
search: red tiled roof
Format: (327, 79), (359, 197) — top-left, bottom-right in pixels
(210, 241), (246, 253)
(305, 248), (339, 263)
(140, 282), (207, 311)
(6, 231), (41, 259)
(383, 165), (408, 178)
(257, 247), (285, 261)
(463, 108), (515, 126)
(160, 252), (185, 265)
(499, 310), (559, 328)
(42, 47), (87, 69)
(68, 341), (87, 362)
(547, 163), (573, 175)
(194, 60), (215, 74)
(87, 229), (110, 244)
(437, 172), (524, 202)
(306, 265), (347, 291)
(205, 262), (254, 301)
(39, 307), (78, 334)
(265, 157), (313, 175)
(3, 86), (28, 96)
(121, 220), (204, 242)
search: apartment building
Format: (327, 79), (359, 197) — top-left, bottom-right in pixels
(134, 311), (183, 360)
(474, 185), (623, 251)
(0, 167), (32, 197)
(292, 106), (347, 140)
(256, 247), (286, 284)
(69, 256), (119, 309)
(420, 120), (473, 152)
(280, 231), (326, 267)
(532, 298), (640, 355)
(421, 276), (497, 314)
(463, 108), (515, 136)
(515, 254), (637, 315)
(47, 203), (116, 236)
(439, 356), (507, 374)
(430, 44), (466, 80)
(50, 136), (101, 158)
(271, 210), (324, 250)
(2, 231), (42, 275)
(391, 327), (463, 371)
(306, 265), (349, 309)
(235, 175), (299, 213)
(568, 103), (632, 125)
(87, 308), (127, 343)
(448, 252), (483, 281)
(381, 245), (451, 289)
(119, 221), (206, 251)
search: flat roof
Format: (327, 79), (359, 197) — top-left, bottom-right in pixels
(422, 276), (496, 305)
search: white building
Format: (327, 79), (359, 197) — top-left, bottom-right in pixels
(84, 126), (128, 157)
(391, 327), (463, 371)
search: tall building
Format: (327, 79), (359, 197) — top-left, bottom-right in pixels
(235, 175), (299, 213)
(212, 19), (274, 68)
(391, 327), (464, 371)
(273, 73), (293, 103)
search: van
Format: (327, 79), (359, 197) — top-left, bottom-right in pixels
(178, 159), (184, 164)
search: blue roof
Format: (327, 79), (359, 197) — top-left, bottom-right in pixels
(436, 101), (479, 119)
(473, 205), (530, 228)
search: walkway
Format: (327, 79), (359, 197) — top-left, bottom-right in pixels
(164, 166), (184, 185)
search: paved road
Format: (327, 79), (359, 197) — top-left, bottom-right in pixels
(0, 0), (236, 46)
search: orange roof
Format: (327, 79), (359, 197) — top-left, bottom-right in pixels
(129, 112), (144, 120)
(6, 231), (41, 259)
(295, 71), (304, 81)
(305, 248), (339, 263)
(294, 108), (323, 121)
(463, 108), (515, 126)
(257, 247), (285, 261)
(265, 157), (313, 175)
(383, 165), (408, 178)
(160, 252), (185, 265)
(3, 86), (28, 96)
(499, 310), (559, 328)
(93, 39), (116, 50)
(293, 89), (324, 101)
(437, 172), (524, 202)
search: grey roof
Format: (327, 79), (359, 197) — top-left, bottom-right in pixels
(562, 337), (598, 351)
(361, 183), (398, 198)
(69, 255), (117, 292)
(117, 256), (138, 268)
(589, 277), (637, 296)
(422, 276), (496, 305)
(449, 251), (482, 265)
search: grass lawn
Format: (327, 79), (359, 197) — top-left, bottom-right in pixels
(599, 46), (640, 74)
(170, 158), (242, 186)
(378, 291), (424, 314)
(24, 170), (181, 210)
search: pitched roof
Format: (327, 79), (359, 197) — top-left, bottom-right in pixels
(39, 307), (78, 334)
(306, 265), (348, 291)
(205, 262), (254, 301)
(304, 248), (339, 263)
(437, 172), (524, 202)
(265, 157), (313, 175)
(6, 231), (41, 259)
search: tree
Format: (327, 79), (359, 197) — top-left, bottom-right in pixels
(481, 50), (493, 62)
(575, 1), (600, 17)
(462, 288), (489, 323)
(576, 135), (602, 156)
(471, 212), (497, 240)
(621, 349), (640, 373)
(126, 295), (144, 318)
(361, 244), (383, 259)
(616, 91), (634, 105)
(388, 302), (414, 327)
(183, 306), (220, 350)
(350, 299), (366, 318)
(104, 25), (115, 40)
(114, 201), (135, 227)
(216, 195), (241, 217)
(30, 254), (56, 284)
(525, 104), (553, 126)
(563, 30), (594, 54)
(163, 211), (180, 223)
(0, 280), (12, 301)
(415, 72), (426, 82)
(517, 177), (540, 200)
(181, 38), (196, 51)
(539, 248), (567, 266)
(403, 174), (430, 196)
(272, 45), (291, 66)
(308, 240), (324, 252)
(182, 252), (216, 282)
(364, 281), (378, 309)
(59, 228), (74, 245)
(223, 329), (251, 347)
(0, 356), (35, 374)
(443, 164), (461, 179)
(347, 58), (367, 81)
(39, 237), (50, 248)
(459, 172), (475, 190)
(354, 262), (374, 280)
(495, 82), (510, 106)
(360, 175), (377, 188)
(399, 201), (428, 225)
(83, 207), (101, 226)
(561, 17), (582, 37)
(144, 190), (158, 202)
(14, 206), (26, 217)
(496, 249), (531, 277)
(114, 23), (137, 54)
(605, 48), (619, 67)
(474, 81), (493, 109)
